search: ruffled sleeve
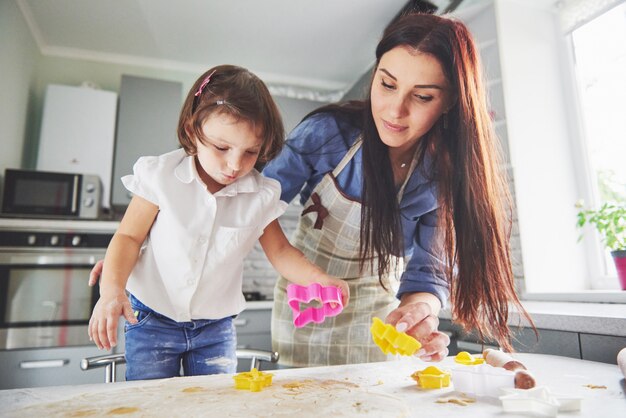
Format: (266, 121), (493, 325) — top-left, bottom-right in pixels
(121, 156), (160, 205)
(257, 176), (288, 230)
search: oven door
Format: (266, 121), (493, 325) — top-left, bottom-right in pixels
(0, 251), (101, 350)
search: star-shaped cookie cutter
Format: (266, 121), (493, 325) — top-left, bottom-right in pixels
(232, 368), (274, 392)
(411, 366), (451, 389)
(286, 283), (344, 328)
(451, 363), (515, 397)
(499, 386), (581, 417)
(370, 317), (422, 356)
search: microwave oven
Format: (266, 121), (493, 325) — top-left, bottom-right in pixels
(1, 169), (101, 219)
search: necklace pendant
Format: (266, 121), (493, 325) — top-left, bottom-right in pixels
(400, 163), (407, 168)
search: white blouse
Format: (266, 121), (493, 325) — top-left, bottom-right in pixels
(122, 148), (287, 322)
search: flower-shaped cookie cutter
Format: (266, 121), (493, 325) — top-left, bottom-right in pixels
(286, 283), (344, 328)
(451, 363), (515, 397)
(454, 351), (485, 365)
(370, 317), (422, 356)
(499, 386), (582, 417)
(411, 366), (451, 389)
(232, 368), (274, 392)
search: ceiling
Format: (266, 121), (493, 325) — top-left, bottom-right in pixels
(17, 0), (476, 101)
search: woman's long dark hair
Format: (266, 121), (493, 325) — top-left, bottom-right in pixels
(310, 14), (533, 351)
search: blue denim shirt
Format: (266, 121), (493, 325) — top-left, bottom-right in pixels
(263, 112), (449, 306)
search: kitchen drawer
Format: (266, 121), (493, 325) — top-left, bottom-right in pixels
(0, 345), (110, 390)
(580, 333), (626, 364)
(234, 309), (271, 335)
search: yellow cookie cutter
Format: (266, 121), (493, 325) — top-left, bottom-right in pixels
(411, 366), (451, 389)
(454, 351), (485, 365)
(370, 317), (422, 356)
(232, 368), (273, 392)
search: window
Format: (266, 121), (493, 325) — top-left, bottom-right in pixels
(570, 1), (626, 286)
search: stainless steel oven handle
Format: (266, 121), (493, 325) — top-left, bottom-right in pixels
(0, 252), (103, 265)
(19, 359), (69, 369)
(72, 175), (79, 213)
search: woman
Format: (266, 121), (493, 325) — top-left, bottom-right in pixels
(262, 12), (530, 367)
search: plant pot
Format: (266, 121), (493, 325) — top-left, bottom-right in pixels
(611, 250), (626, 290)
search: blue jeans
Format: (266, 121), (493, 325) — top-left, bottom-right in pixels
(124, 295), (237, 381)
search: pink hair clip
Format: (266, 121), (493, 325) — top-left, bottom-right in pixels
(194, 69), (216, 97)
(286, 283), (344, 328)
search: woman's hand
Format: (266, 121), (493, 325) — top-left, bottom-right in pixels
(88, 259), (104, 287)
(385, 298), (450, 362)
(88, 290), (137, 351)
(317, 276), (350, 308)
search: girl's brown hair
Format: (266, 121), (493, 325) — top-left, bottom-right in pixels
(178, 65), (284, 167)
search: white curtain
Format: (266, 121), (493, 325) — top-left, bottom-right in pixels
(557, 0), (625, 32)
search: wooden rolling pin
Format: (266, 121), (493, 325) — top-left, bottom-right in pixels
(618, 347), (626, 379)
(483, 349), (536, 389)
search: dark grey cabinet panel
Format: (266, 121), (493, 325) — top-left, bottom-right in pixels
(580, 333), (626, 364)
(511, 328), (581, 359)
(111, 75), (182, 209)
(0, 345), (107, 389)
(235, 309), (274, 372)
(439, 319), (583, 360)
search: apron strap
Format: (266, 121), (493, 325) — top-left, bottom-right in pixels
(332, 137), (362, 178)
(331, 136), (419, 203)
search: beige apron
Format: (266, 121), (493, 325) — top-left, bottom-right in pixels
(271, 139), (419, 367)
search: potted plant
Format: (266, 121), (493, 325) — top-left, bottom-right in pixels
(576, 201), (626, 290)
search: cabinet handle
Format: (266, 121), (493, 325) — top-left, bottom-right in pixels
(233, 319), (248, 327)
(20, 359), (69, 369)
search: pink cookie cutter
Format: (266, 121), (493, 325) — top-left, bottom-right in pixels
(286, 283), (344, 328)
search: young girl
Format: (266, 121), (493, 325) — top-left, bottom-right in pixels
(88, 65), (349, 380)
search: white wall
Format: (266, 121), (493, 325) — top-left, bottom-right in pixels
(495, 0), (588, 292)
(0, 0), (40, 175)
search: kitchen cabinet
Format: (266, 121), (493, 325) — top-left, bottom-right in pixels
(0, 345), (110, 390)
(511, 327), (581, 359)
(580, 333), (626, 364)
(441, 318), (626, 365)
(111, 75), (182, 210)
(234, 306), (275, 372)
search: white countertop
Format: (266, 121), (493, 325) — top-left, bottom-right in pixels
(441, 300), (626, 338)
(0, 353), (623, 417)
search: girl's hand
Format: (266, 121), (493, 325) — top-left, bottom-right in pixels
(88, 291), (137, 351)
(385, 301), (450, 362)
(317, 276), (350, 308)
